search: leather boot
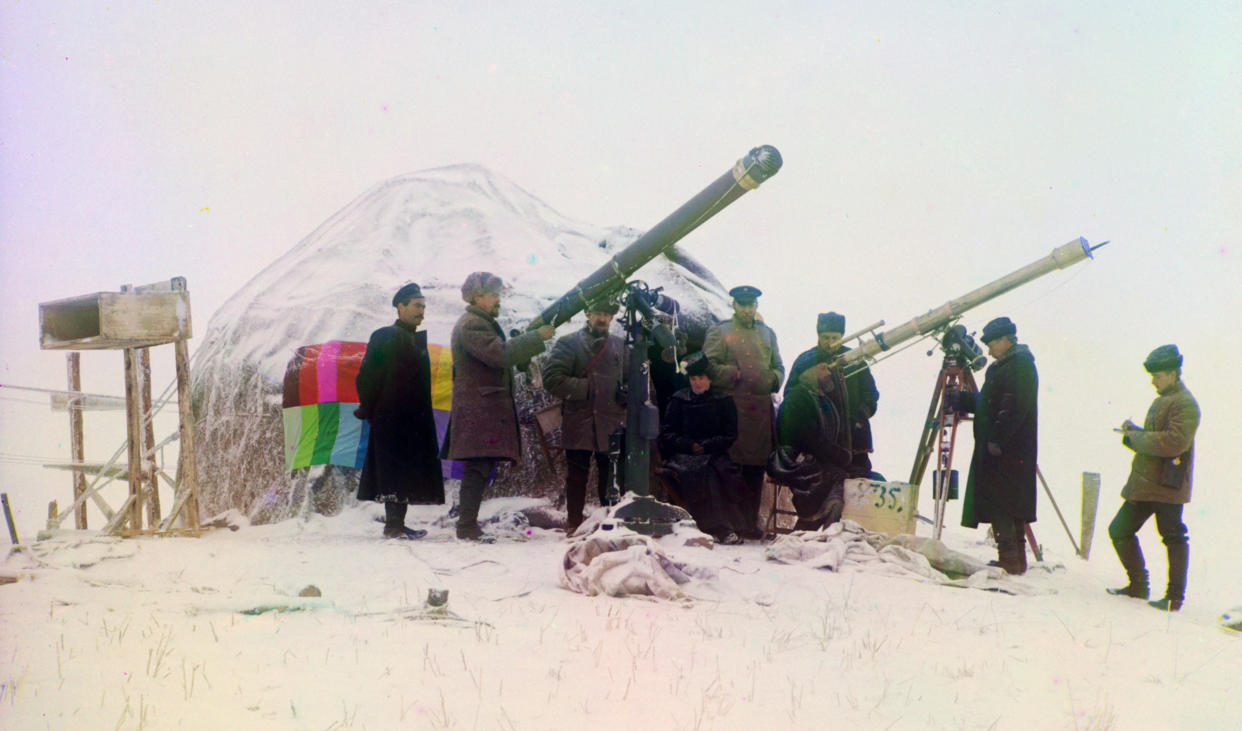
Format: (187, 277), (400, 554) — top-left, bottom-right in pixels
(383, 502), (408, 539)
(1106, 537), (1149, 598)
(1163, 541), (1188, 604)
(456, 480), (487, 540)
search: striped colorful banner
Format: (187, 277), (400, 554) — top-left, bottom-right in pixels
(280, 340), (461, 478)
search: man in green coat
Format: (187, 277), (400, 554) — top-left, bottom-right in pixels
(1106, 345), (1200, 611)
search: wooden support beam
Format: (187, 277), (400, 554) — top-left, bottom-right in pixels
(139, 348), (162, 527)
(66, 353), (88, 529)
(123, 348), (144, 531)
(173, 339), (200, 529)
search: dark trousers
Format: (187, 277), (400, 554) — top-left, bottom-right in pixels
(1108, 500), (1189, 600)
(457, 458), (497, 531)
(739, 464), (766, 536)
(565, 449), (613, 528)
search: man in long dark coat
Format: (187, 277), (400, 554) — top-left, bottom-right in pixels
(444, 271), (553, 541)
(775, 360), (854, 531)
(956, 316), (1038, 574)
(1106, 345), (1200, 611)
(542, 298), (627, 533)
(355, 282), (445, 538)
(658, 353), (747, 544)
(703, 285), (784, 538)
(785, 312), (880, 478)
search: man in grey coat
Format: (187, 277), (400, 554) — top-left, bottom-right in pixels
(1107, 344), (1200, 611)
(444, 271), (554, 541)
(542, 298), (627, 533)
(703, 285), (784, 538)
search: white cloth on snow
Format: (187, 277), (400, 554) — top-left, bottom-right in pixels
(765, 520), (1045, 595)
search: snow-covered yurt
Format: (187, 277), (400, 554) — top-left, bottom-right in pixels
(191, 165), (733, 523)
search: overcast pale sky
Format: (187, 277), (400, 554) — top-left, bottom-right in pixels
(2, 2), (1240, 586)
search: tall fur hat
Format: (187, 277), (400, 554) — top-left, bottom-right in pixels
(461, 271), (504, 303)
(817, 312), (845, 334)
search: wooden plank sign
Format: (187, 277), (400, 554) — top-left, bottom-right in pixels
(841, 478), (918, 536)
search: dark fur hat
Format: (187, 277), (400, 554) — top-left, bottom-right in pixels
(1143, 344), (1183, 373)
(817, 312), (845, 334)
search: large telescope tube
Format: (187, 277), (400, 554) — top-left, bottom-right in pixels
(837, 237), (1106, 370)
(526, 145), (783, 331)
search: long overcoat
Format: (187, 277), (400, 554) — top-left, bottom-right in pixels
(786, 344), (880, 452)
(658, 386), (746, 535)
(702, 316), (784, 466)
(541, 327), (627, 453)
(776, 377), (853, 518)
(961, 343), (1038, 527)
(444, 305), (547, 462)
(1121, 381), (1199, 504)
(355, 320), (445, 504)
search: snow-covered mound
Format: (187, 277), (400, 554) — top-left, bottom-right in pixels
(191, 164), (731, 522)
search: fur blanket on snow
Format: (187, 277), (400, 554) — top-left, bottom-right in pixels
(560, 528), (717, 599)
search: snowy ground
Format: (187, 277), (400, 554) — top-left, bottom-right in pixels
(2, 499), (1238, 731)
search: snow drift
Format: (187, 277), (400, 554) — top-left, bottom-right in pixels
(191, 165), (732, 522)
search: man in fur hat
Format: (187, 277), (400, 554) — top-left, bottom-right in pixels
(542, 297), (627, 534)
(785, 311), (880, 478)
(443, 272), (554, 541)
(955, 316), (1038, 574)
(1106, 345), (1200, 611)
(702, 285), (784, 538)
(355, 282), (445, 538)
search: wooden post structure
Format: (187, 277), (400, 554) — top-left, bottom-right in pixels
(123, 347), (144, 531)
(66, 353), (88, 529)
(173, 339), (200, 529)
(39, 277), (197, 536)
(139, 347), (162, 527)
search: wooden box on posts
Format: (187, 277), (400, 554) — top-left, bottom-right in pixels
(39, 278), (191, 350)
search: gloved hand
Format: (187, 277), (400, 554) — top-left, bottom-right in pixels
(987, 442), (1002, 457)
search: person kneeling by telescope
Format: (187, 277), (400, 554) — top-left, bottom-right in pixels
(770, 360), (854, 531)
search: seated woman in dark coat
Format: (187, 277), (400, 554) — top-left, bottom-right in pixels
(658, 353), (748, 544)
(774, 361), (854, 531)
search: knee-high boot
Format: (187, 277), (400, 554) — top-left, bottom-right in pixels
(1164, 542), (1188, 603)
(1106, 537), (1149, 598)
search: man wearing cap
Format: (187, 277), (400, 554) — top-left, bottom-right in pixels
(444, 272), (555, 541)
(1106, 345), (1200, 611)
(702, 285), (784, 538)
(542, 298), (628, 534)
(785, 312), (880, 478)
(956, 316), (1038, 574)
(658, 352), (747, 544)
(355, 283), (445, 538)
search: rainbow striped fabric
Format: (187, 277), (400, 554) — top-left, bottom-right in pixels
(280, 340), (458, 476)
